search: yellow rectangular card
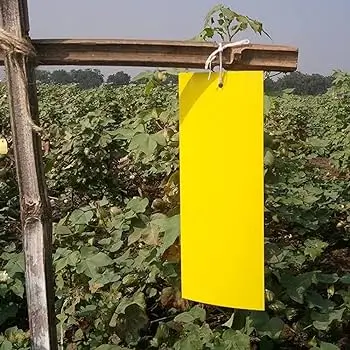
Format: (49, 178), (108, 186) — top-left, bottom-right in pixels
(179, 71), (264, 311)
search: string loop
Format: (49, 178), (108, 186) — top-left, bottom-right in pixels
(205, 39), (250, 88)
(0, 27), (42, 133)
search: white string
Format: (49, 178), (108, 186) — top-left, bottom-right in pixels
(205, 39), (250, 87)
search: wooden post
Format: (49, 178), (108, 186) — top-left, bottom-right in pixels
(0, 1), (57, 349)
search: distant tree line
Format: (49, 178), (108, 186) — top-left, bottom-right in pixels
(35, 68), (333, 95)
(34, 68), (179, 90)
(35, 68), (131, 89)
(264, 71), (334, 96)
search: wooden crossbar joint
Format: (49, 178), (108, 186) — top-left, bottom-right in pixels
(0, 39), (298, 71)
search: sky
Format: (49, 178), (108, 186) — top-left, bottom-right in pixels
(20, 0), (350, 77)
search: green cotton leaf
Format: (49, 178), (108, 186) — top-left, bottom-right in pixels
(151, 132), (167, 146)
(174, 336), (203, 350)
(320, 342), (340, 350)
(95, 346), (127, 350)
(311, 308), (345, 331)
(0, 340), (13, 350)
(77, 305), (97, 317)
(221, 329), (251, 349)
(55, 251), (80, 272)
(281, 272), (315, 304)
(110, 292), (148, 344)
(259, 317), (285, 339)
(340, 274), (350, 284)
(79, 246), (98, 259)
(315, 273), (339, 284)
(308, 137), (329, 149)
(127, 227), (143, 246)
(98, 134), (112, 148)
(140, 223), (160, 246)
(306, 291), (335, 312)
(3, 253), (24, 277)
(132, 70), (154, 82)
(264, 149), (275, 167)
(117, 292), (146, 314)
(10, 279), (24, 298)
(86, 252), (113, 267)
(189, 305), (206, 322)
(304, 239), (328, 261)
(126, 197), (149, 214)
(54, 224), (72, 236)
(174, 312), (195, 324)
(90, 269), (121, 287)
(76, 251), (113, 278)
(55, 257), (69, 272)
(249, 311), (269, 329)
(158, 214), (180, 254)
(69, 209), (93, 225)
(129, 133), (157, 156)
(113, 127), (138, 140)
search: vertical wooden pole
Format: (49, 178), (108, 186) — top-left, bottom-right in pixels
(0, 1), (57, 349)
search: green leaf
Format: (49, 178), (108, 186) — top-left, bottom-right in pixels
(10, 279), (24, 298)
(174, 336), (203, 350)
(151, 132), (166, 146)
(221, 329), (251, 349)
(127, 227), (143, 246)
(69, 209), (93, 225)
(340, 274), (350, 284)
(320, 342), (340, 350)
(55, 250), (80, 271)
(95, 346), (126, 350)
(126, 197), (149, 214)
(110, 292), (148, 344)
(174, 312), (195, 324)
(311, 308), (345, 331)
(76, 251), (113, 278)
(4, 253), (25, 277)
(306, 291), (335, 312)
(249, 311), (269, 329)
(129, 133), (157, 156)
(114, 128), (138, 140)
(0, 340), (12, 350)
(316, 273), (339, 284)
(115, 291), (146, 315)
(189, 305), (206, 322)
(281, 272), (315, 303)
(304, 239), (328, 261)
(90, 269), (121, 287)
(259, 317), (285, 339)
(156, 214), (180, 254)
(54, 224), (71, 236)
(264, 149), (275, 167)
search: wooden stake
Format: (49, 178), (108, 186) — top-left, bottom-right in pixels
(0, 1), (57, 349)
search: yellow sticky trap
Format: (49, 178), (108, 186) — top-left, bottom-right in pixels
(179, 71), (264, 311)
(0, 138), (8, 155)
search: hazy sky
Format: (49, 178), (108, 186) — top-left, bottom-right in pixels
(25, 0), (350, 77)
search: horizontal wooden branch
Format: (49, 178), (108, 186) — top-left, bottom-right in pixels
(0, 39), (298, 71)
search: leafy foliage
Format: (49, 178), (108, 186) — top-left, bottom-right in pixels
(106, 72), (131, 86)
(193, 3), (270, 41)
(36, 68), (105, 89)
(265, 72), (334, 96)
(1, 4), (350, 350)
(1, 70), (349, 349)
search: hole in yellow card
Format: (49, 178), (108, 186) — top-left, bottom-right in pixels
(179, 71), (265, 311)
